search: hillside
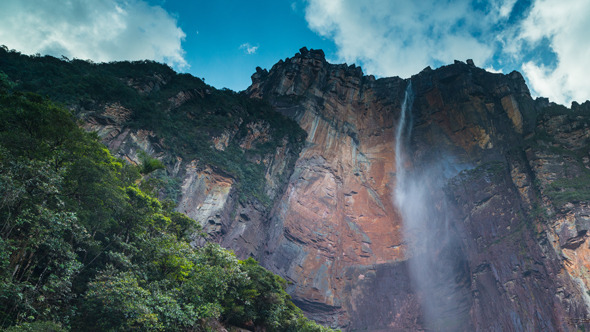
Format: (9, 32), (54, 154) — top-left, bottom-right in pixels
(2, 46), (590, 330)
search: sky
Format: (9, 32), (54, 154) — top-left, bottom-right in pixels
(0, 0), (588, 106)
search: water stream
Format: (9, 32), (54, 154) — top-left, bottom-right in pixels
(394, 81), (470, 331)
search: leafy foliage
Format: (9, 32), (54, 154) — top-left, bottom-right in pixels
(138, 150), (165, 175)
(545, 176), (590, 207)
(0, 77), (333, 331)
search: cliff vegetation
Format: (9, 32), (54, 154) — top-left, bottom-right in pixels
(0, 73), (333, 331)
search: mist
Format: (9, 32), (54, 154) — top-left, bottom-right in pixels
(394, 81), (471, 331)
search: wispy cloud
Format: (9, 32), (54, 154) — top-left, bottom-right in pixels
(240, 43), (259, 55)
(498, 0), (517, 18)
(0, 0), (187, 69)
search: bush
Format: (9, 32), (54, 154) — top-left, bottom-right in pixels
(4, 321), (66, 332)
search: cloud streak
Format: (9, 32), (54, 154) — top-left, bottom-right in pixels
(240, 43), (259, 55)
(0, 0), (187, 69)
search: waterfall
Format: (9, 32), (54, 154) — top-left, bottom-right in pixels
(394, 80), (470, 331)
(394, 81), (413, 196)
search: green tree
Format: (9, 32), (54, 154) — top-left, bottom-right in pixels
(82, 268), (159, 331)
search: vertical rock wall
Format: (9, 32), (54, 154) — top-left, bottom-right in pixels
(246, 48), (590, 330)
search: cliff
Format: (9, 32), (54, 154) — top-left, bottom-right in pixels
(2, 47), (590, 331)
(245, 48), (590, 330)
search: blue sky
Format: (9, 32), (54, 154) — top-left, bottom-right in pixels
(148, 0), (336, 90)
(0, 0), (589, 105)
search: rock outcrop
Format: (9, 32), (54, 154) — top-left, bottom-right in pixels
(73, 67), (306, 261)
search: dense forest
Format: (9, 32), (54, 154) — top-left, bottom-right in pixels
(0, 70), (333, 331)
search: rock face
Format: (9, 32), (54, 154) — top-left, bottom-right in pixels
(243, 48), (590, 330)
(75, 68), (305, 261)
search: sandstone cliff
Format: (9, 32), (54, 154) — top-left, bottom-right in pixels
(244, 48), (590, 331)
(80, 49), (590, 331)
(78, 76), (306, 259)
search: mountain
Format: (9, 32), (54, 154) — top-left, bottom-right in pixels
(246, 48), (590, 330)
(2, 46), (590, 331)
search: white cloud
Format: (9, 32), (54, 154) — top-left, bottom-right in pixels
(485, 66), (504, 74)
(304, 0), (590, 105)
(240, 43), (259, 55)
(514, 0), (590, 104)
(304, 0), (506, 79)
(0, 0), (187, 69)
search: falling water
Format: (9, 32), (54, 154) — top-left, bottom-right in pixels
(394, 81), (413, 189)
(394, 81), (470, 331)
